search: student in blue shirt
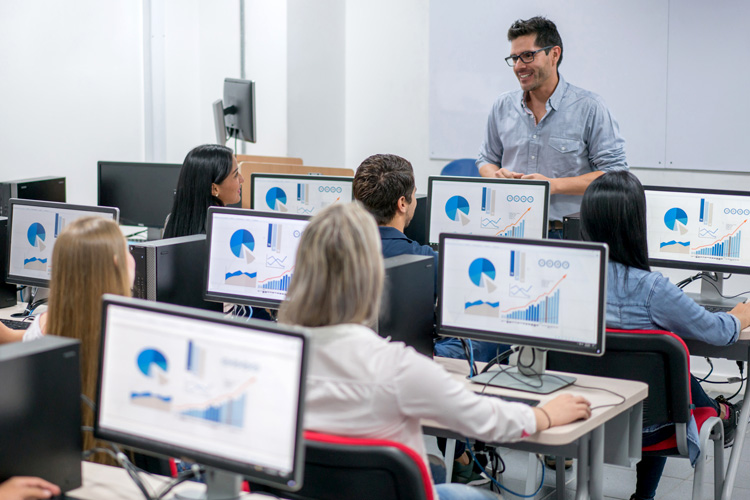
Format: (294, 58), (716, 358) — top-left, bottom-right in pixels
(353, 153), (501, 363)
(579, 170), (750, 500)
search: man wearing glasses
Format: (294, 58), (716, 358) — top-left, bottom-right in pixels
(477, 17), (627, 238)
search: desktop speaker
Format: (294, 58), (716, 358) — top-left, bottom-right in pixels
(0, 217), (17, 307)
(563, 212), (582, 241)
(403, 194), (428, 246)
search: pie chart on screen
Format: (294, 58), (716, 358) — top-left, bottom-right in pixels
(27, 223), (46, 251)
(468, 257), (497, 293)
(664, 207), (689, 235)
(266, 187), (288, 212)
(445, 196), (470, 226)
(137, 348), (168, 377)
(230, 229), (255, 263)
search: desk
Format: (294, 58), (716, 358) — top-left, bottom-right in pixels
(423, 358), (648, 500)
(68, 462), (276, 499)
(684, 326), (750, 500)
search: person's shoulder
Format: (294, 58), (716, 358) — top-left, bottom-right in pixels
(492, 88), (523, 109)
(562, 80), (611, 109)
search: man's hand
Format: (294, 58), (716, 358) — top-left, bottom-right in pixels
(495, 168), (523, 179)
(0, 477), (60, 500)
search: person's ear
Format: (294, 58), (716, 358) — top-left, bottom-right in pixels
(211, 183), (219, 196)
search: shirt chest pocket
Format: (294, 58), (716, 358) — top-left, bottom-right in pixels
(548, 137), (581, 154)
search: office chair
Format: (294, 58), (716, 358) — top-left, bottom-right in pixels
(547, 329), (725, 500)
(249, 431), (434, 500)
(440, 158), (481, 177)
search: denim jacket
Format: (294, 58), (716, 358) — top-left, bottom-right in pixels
(606, 261), (740, 345)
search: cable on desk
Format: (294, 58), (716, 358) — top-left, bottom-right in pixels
(479, 347), (517, 374)
(569, 382), (627, 411)
(460, 338), (478, 377)
(465, 438), (545, 498)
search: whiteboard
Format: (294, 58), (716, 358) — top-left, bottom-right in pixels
(429, 0), (668, 168)
(665, 1), (750, 172)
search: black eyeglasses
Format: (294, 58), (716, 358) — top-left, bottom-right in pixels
(505, 46), (554, 67)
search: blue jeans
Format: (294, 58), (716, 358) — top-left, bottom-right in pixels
(434, 338), (510, 363)
(435, 484), (501, 500)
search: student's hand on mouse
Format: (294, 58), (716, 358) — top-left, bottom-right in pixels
(728, 300), (750, 331)
(536, 394), (591, 429)
(0, 477), (60, 500)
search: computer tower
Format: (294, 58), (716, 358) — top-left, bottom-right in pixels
(375, 254), (435, 358)
(129, 235), (222, 312)
(0, 176), (66, 217)
(0, 217), (17, 307)
(0, 336), (82, 492)
(563, 212), (582, 241)
(403, 193), (428, 246)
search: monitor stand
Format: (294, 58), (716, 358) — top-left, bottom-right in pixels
(174, 467), (243, 500)
(686, 272), (747, 309)
(11, 286), (48, 318)
(469, 347), (576, 395)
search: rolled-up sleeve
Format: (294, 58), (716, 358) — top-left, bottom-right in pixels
(586, 99), (628, 173)
(648, 276), (740, 345)
(477, 101), (505, 169)
(394, 351), (537, 442)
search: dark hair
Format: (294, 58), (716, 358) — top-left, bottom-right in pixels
(163, 144), (234, 238)
(353, 154), (415, 226)
(507, 16), (563, 68)
(580, 170), (650, 271)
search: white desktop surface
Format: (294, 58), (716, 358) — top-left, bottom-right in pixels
(68, 462), (278, 500)
(425, 358), (648, 447)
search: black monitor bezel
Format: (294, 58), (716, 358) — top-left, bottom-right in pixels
(249, 173), (354, 211)
(437, 233), (608, 356)
(6, 199), (120, 288)
(94, 294), (309, 491)
(224, 78), (256, 143)
(426, 176), (551, 245)
(204, 207), (310, 309)
(97, 161), (182, 228)
(644, 185), (750, 275)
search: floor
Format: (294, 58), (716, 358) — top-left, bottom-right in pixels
(432, 392), (750, 499)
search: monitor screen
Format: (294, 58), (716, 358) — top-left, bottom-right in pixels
(7, 199), (119, 288)
(98, 161), (181, 227)
(205, 207), (310, 309)
(250, 174), (353, 216)
(438, 234), (607, 356)
(427, 177), (550, 245)
(95, 295), (308, 491)
(644, 186), (750, 274)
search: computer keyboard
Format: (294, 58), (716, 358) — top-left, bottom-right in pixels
(476, 392), (539, 407)
(703, 304), (734, 313)
(0, 318), (31, 330)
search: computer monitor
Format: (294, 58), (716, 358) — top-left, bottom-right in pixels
(94, 295), (308, 496)
(250, 173), (353, 215)
(204, 207), (310, 309)
(426, 177), (550, 246)
(6, 199), (119, 288)
(214, 78), (256, 144)
(97, 161), (181, 228)
(644, 185), (750, 307)
(0, 336), (82, 493)
(438, 234), (608, 394)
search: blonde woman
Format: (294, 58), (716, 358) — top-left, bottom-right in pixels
(22, 217), (135, 464)
(279, 203), (592, 500)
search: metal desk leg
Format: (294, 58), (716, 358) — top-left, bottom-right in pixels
(590, 426), (605, 499)
(445, 438), (456, 484)
(555, 456), (566, 500)
(721, 384), (750, 500)
(526, 452), (539, 496)
(575, 434), (591, 500)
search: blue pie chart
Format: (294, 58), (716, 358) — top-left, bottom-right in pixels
(27, 223), (46, 247)
(468, 258), (496, 287)
(230, 229), (255, 258)
(137, 348), (168, 377)
(445, 196), (470, 221)
(266, 187), (288, 211)
(664, 207), (688, 231)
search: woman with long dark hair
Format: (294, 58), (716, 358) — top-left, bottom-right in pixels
(580, 170), (750, 500)
(163, 144), (243, 238)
